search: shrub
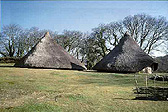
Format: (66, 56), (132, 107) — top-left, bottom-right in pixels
(0, 57), (20, 63)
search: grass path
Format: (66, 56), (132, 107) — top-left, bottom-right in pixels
(0, 65), (168, 112)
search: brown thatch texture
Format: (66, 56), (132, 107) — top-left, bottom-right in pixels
(93, 32), (158, 73)
(14, 32), (86, 70)
(155, 55), (168, 73)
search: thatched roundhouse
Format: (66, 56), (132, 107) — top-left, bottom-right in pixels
(93, 32), (158, 73)
(155, 55), (168, 73)
(15, 32), (86, 70)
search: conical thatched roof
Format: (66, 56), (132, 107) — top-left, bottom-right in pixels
(155, 55), (168, 73)
(93, 32), (158, 73)
(15, 32), (86, 70)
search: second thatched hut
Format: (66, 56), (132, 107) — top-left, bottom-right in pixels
(93, 32), (158, 73)
(155, 55), (168, 73)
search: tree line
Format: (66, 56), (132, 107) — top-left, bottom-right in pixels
(0, 14), (168, 69)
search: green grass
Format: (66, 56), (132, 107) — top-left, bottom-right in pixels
(0, 64), (168, 112)
(1, 102), (61, 112)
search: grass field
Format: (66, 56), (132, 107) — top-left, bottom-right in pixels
(0, 63), (168, 112)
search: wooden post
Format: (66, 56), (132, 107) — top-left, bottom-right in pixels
(145, 75), (148, 97)
(134, 74), (139, 97)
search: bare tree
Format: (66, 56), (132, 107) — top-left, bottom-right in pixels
(24, 27), (42, 52)
(15, 31), (26, 57)
(91, 24), (108, 57)
(91, 22), (124, 58)
(56, 30), (84, 59)
(123, 14), (168, 54)
(104, 22), (124, 48)
(164, 42), (168, 55)
(0, 24), (23, 57)
(79, 36), (101, 69)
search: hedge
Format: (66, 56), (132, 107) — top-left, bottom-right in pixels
(0, 57), (20, 63)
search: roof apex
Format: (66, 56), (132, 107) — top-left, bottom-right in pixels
(124, 31), (130, 37)
(44, 32), (50, 37)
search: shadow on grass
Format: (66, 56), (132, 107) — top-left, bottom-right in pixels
(132, 97), (168, 101)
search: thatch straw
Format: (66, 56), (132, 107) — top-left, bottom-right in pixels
(93, 32), (158, 73)
(14, 32), (86, 70)
(155, 55), (168, 73)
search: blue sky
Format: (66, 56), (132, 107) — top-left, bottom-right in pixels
(1, 1), (168, 33)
